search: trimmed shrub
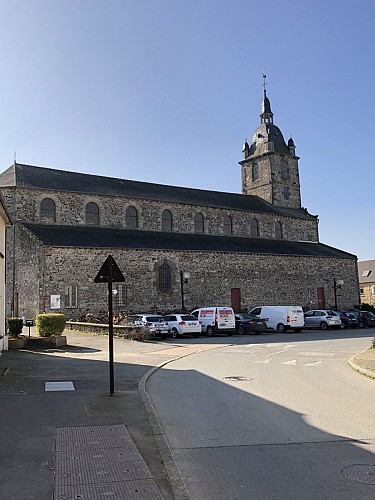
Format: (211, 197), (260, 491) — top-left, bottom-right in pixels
(360, 303), (375, 314)
(36, 314), (66, 337)
(7, 318), (23, 337)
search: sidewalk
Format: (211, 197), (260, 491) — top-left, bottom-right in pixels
(348, 345), (375, 379)
(0, 329), (183, 500)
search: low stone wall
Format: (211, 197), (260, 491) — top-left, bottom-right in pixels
(66, 321), (149, 341)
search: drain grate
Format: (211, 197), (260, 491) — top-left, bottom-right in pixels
(223, 376), (253, 381)
(341, 464), (375, 485)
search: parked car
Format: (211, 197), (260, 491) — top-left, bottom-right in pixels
(164, 314), (201, 338)
(337, 311), (359, 329)
(349, 310), (375, 328)
(190, 307), (236, 336)
(303, 310), (342, 330)
(235, 313), (267, 335)
(130, 314), (169, 339)
(248, 305), (304, 333)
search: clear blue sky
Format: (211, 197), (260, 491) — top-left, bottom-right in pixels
(0, 1), (373, 261)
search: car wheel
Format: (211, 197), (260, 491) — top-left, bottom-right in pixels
(358, 320), (365, 328)
(320, 322), (328, 330)
(276, 323), (285, 333)
(238, 325), (246, 335)
(206, 325), (215, 337)
(172, 328), (179, 338)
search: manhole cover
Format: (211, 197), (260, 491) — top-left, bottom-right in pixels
(223, 376), (253, 381)
(341, 464), (375, 485)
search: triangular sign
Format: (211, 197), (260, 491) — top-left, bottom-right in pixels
(94, 255), (125, 283)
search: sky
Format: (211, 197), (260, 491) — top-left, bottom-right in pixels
(0, 0), (374, 261)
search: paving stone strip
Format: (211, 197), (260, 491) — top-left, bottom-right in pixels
(54, 424), (164, 500)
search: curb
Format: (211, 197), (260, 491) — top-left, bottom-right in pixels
(348, 352), (375, 380)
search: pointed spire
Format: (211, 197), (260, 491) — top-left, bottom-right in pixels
(260, 74), (273, 124)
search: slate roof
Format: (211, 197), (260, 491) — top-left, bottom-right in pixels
(0, 163), (315, 220)
(358, 260), (375, 283)
(22, 223), (356, 259)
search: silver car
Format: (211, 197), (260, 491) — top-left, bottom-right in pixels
(304, 310), (342, 330)
(130, 314), (169, 339)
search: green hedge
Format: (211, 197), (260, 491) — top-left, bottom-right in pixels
(36, 314), (66, 337)
(7, 318), (23, 337)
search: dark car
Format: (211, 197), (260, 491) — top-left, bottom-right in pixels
(235, 313), (267, 335)
(349, 310), (375, 328)
(338, 311), (358, 329)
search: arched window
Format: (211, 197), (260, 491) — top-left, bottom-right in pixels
(158, 262), (171, 292)
(250, 218), (259, 237)
(85, 202), (99, 225)
(251, 163), (259, 182)
(161, 209), (173, 231)
(194, 213), (204, 234)
(125, 206), (138, 229)
(223, 215), (232, 235)
(275, 221), (283, 239)
(40, 198), (56, 222)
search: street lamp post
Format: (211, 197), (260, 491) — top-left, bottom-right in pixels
(180, 271), (190, 311)
(333, 278), (344, 311)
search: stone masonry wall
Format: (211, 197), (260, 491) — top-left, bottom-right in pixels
(18, 244), (360, 321)
(0, 187), (318, 243)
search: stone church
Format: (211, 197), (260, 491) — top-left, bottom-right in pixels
(0, 90), (359, 320)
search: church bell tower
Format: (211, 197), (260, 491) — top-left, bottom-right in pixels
(240, 79), (301, 209)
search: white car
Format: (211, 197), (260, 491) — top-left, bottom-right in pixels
(130, 314), (169, 339)
(164, 314), (201, 338)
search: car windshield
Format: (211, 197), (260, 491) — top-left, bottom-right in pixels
(180, 315), (198, 321)
(238, 314), (256, 320)
(327, 310), (338, 316)
(145, 316), (164, 323)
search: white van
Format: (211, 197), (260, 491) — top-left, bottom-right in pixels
(190, 307), (236, 336)
(249, 305), (304, 333)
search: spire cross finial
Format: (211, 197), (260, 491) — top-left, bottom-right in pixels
(262, 73), (267, 95)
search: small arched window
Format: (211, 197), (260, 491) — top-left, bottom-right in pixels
(252, 163), (259, 182)
(85, 202), (99, 225)
(250, 218), (259, 237)
(223, 215), (232, 235)
(161, 209), (173, 231)
(275, 221), (283, 239)
(125, 206), (138, 229)
(159, 262), (171, 292)
(194, 213), (204, 234)
(40, 198), (56, 222)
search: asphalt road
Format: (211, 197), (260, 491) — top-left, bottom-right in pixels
(147, 329), (375, 499)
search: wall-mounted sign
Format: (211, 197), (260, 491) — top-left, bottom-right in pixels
(51, 295), (61, 309)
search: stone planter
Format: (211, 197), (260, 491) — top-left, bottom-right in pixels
(8, 335), (67, 350)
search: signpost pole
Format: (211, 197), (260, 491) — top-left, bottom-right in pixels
(108, 255), (115, 396)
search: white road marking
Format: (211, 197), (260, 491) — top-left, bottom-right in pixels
(305, 361), (322, 366)
(282, 360), (297, 365)
(253, 359), (271, 364)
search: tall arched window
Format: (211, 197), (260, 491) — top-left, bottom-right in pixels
(275, 221), (283, 239)
(161, 209), (173, 231)
(40, 198), (56, 222)
(251, 163), (259, 182)
(250, 218), (259, 237)
(158, 262), (171, 292)
(194, 213), (204, 234)
(85, 202), (99, 225)
(223, 215), (232, 235)
(125, 206), (138, 228)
